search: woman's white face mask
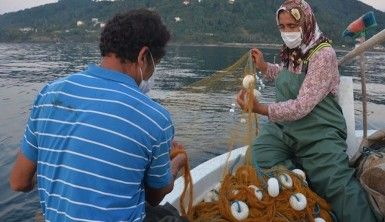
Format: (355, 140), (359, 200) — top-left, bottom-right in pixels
(281, 30), (302, 49)
(139, 51), (156, 94)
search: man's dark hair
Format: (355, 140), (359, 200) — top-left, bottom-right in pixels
(100, 8), (170, 63)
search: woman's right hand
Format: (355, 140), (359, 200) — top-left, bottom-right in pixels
(237, 89), (257, 113)
(237, 89), (269, 116)
(251, 48), (268, 73)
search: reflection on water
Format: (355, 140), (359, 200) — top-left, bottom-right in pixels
(0, 43), (384, 221)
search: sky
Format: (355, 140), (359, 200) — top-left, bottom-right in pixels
(359, 0), (385, 11)
(0, 0), (384, 15)
(0, 0), (58, 15)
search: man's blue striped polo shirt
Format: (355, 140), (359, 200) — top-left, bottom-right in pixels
(21, 64), (175, 221)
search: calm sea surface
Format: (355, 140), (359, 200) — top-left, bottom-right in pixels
(0, 43), (384, 221)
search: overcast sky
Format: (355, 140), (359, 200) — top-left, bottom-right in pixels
(0, 0), (58, 15)
(359, 0), (385, 11)
(0, 0), (384, 15)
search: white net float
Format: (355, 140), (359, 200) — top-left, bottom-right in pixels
(292, 169), (306, 181)
(314, 217), (326, 222)
(289, 193), (307, 211)
(230, 201), (249, 221)
(242, 74), (256, 89)
(248, 185), (263, 200)
(279, 173), (293, 189)
(267, 177), (280, 197)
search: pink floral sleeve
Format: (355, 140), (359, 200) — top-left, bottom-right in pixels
(267, 47), (340, 122)
(262, 63), (282, 81)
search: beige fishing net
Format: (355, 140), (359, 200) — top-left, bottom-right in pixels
(186, 51), (264, 93)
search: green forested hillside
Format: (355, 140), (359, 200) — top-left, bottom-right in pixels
(0, 0), (384, 45)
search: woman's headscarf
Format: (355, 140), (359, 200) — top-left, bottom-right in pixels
(277, 0), (330, 70)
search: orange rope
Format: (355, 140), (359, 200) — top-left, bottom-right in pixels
(170, 148), (194, 220)
(191, 165), (333, 222)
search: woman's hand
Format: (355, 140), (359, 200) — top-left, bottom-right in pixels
(236, 89), (269, 116)
(251, 48), (268, 73)
(237, 89), (257, 112)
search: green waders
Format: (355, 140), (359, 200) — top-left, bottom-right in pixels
(252, 63), (379, 221)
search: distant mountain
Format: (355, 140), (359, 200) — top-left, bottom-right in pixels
(0, 0), (384, 45)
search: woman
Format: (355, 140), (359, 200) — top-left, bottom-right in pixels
(237, 0), (381, 221)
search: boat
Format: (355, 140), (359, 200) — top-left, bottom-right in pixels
(160, 76), (377, 211)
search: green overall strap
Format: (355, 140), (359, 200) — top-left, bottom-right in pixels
(307, 42), (332, 61)
(302, 42), (332, 74)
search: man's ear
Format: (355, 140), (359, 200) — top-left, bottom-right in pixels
(137, 46), (149, 68)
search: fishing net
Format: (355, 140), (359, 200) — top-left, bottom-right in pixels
(189, 50), (265, 155)
(175, 51), (334, 222)
(186, 51), (265, 93)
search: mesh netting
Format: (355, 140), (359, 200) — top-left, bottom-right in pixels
(186, 51), (260, 92)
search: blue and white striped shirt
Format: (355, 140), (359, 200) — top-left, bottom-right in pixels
(21, 64), (174, 221)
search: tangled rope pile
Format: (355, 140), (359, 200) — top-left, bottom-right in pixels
(190, 165), (333, 222)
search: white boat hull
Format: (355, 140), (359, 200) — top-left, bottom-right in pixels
(161, 130), (375, 210)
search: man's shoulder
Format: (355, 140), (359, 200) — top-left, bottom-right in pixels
(141, 98), (172, 124)
(43, 70), (87, 89)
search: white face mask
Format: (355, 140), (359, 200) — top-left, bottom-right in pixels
(138, 68), (155, 94)
(139, 51), (156, 94)
(281, 31), (302, 49)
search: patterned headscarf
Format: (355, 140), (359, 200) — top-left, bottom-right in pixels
(277, 0), (330, 70)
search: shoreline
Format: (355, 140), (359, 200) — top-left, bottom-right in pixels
(169, 42), (283, 49)
(169, 42), (385, 53)
(0, 41), (384, 53)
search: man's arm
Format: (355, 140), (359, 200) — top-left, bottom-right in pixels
(9, 151), (37, 192)
(145, 146), (186, 206)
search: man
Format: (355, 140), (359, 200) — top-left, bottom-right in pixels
(10, 9), (187, 221)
